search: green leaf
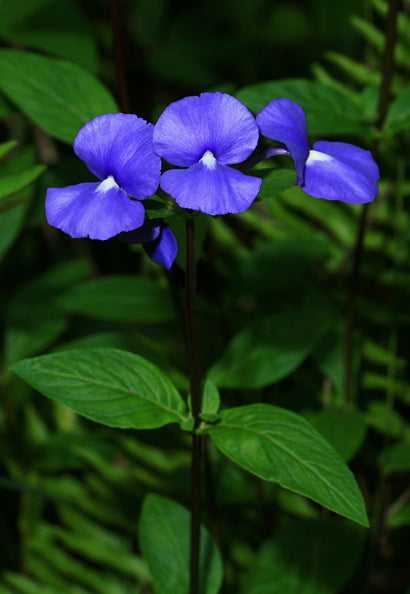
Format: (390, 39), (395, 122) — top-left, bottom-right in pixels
(11, 348), (187, 429)
(379, 442), (410, 474)
(206, 404), (368, 526)
(5, 260), (91, 364)
(201, 379), (221, 421)
(139, 494), (223, 594)
(0, 0), (98, 72)
(366, 402), (407, 439)
(209, 296), (331, 389)
(258, 169), (296, 201)
(0, 139), (17, 159)
(57, 276), (174, 324)
(385, 85), (410, 134)
(387, 503), (410, 529)
(241, 517), (365, 594)
(0, 164), (45, 208)
(0, 202), (29, 260)
(308, 406), (367, 462)
(237, 79), (365, 135)
(0, 50), (117, 143)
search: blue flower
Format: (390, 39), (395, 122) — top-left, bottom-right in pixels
(153, 92), (262, 216)
(46, 114), (161, 240)
(256, 98), (380, 204)
(121, 220), (178, 270)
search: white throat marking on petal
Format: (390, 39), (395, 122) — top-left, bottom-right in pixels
(306, 150), (333, 165)
(200, 150), (217, 170)
(97, 175), (119, 194)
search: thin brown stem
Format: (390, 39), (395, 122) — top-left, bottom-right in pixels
(185, 218), (203, 594)
(345, 0), (401, 402)
(111, 0), (130, 113)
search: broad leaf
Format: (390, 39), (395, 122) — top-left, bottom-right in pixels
(0, 0), (98, 72)
(308, 406), (367, 462)
(58, 276), (174, 324)
(206, 404), (368, 526)
(237, 79), (366, 135)
(11, 348), (187, 429)
(210, 296), (331, 389)
(0, 50), (117, 143)
(241, 517), (365, 594)
(5, 260), (90, 364)
(139, 494), (223, 594)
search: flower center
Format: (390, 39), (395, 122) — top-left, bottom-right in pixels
(97, 175), (119, 193)
(306, 150), (333, 165)
(200, 150), (217, 170)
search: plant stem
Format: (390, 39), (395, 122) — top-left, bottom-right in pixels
(185, 218), (203, 594)
(345, 0), (400, 402)
(111, 0), (130, 113)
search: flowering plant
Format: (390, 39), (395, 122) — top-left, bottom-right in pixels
(1, 1), (408, 593)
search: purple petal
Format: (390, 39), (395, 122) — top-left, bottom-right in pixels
(303, 141), (380, 204)
(73, 114), (161, 198)
(256, 99), (309, 185)
(145, 226), (178, 270)
(153, 92), (259, 167)
(46, 180), (145, 240)
(160, 162), (262, 215)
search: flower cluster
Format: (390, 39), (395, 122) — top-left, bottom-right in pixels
(46, 92), (380, 269)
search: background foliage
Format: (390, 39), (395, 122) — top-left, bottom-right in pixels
(0, 0), (410, 593)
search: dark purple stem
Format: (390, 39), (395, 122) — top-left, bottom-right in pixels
(345, 0), (400, 402)
(185, 218), (203, 594)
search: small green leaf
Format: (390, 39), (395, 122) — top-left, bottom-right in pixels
(379, 442), (410, 475)
(0, 140), (17, 159)
(11, 348), (187, 429)
(201, 379), (221, 419)
(139, 494), (223, 594)
(207, 404), (368, 526)
(0, 164), (45, 207)
(385, 85), (410, 134)
(0, 50), (117, 143)
(259, 169), (296, 201)
(57, 276), (174, 324)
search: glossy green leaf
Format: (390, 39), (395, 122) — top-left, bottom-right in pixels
(237, 79), (365, 135)
(57, 276), (174, 323)
(139, 494), (223, 594)
(207, 404), (369, 526)
(0, 50), (117, 143)
(11, 348), (187, 429)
